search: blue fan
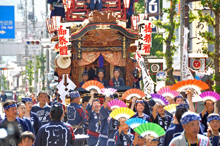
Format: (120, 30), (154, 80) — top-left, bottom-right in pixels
(125, 118), (148, 129)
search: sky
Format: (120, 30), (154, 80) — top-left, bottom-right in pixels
(0, 0), (49, 22)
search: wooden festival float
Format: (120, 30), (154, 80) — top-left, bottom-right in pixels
(46, 0), (155, 103)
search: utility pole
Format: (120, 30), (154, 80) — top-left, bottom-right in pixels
(45, 0), (50, 93)
(25, 0), (28, 95)
(46, 49), (50, 93)
(32, 0), (37, 94)
(180, 0), (185, 81)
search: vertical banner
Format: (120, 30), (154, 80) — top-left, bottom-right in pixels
(182, 27), (194, 80)
(137, 21), (152, 55)
(136, 50), (154, 98)
(58, 25), (70, 56)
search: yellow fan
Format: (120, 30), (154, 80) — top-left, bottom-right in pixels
(109, 107), (135, 120)
(164, 104), (179, 114)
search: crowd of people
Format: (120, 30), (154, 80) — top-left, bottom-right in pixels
(0, 80), (220, 146)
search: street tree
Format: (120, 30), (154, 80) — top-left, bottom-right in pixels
(198, 0), (220, 111)
(0, 75), (8, 90)
(154, 0), (180, 85)
(26, 60), (34, 92)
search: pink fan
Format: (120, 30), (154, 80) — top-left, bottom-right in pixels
(107, 99), (127, 109)
(150, 94), (169, 105)
(157, 86), (179, 99)
(199, 91), (220, 102)
(101, 88), (117, 97)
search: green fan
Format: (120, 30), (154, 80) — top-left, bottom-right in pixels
(134, 123), (166, 138)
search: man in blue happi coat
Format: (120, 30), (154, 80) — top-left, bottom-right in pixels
(162, 104), (188, 146)
(86, 91), (101, 146)
(1, 100), (30, 146)
(96, 94), (113, 146)
(35, 101), (74, 146)
(67, 91), (87, 146)
(22, 97), (43, 135)
(31, 91), (51, 125)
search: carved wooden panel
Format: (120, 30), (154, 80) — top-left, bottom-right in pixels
(82, 30), (122, 47)
(125, 58), (135, 87)
(89, 10), (116, 23)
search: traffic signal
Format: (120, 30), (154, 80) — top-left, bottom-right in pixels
(26, 40), (41, 45)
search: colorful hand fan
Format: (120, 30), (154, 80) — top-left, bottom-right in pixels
(157, 86), (179, 99)
(199, 91), (220, 102)
(101, 88), (117, 97)
(122, 89), (145, 100)
(164, 104), (179, 114)
(82, 80), (105, 93)
(107, 99), (127, 109)
(109, 107), (135, 120)
(134, 123), (166, 138)
(170, 79), (209, 94)
(125, 118), (148, 129)
(150, 94), (169, 105)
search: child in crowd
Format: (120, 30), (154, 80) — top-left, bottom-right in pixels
(114, 117), (134, 146)
(96, 68), (108, 87)
(80, 70), (89, 87)
(174, 94), (185, 104)
(205, 113), (220, 146)
(109, 68), (125, 87)
(20, 131), (35, 146)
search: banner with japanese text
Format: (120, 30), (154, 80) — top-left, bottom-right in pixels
(58, 24), (70, 56)
(182, 27), (194, 80)
(137, 21), (152, 55)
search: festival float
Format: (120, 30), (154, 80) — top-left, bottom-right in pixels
(46, 0), (155, 104)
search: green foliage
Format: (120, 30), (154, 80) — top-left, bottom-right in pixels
(26, 60), (34, 90)
(0, 75), (8, 90)
(153, 0), (180, 85)
(34, 54), (46, 90)
(189, 10), (197, 23)
(198, 0), (220, 95)
(151, 34), (163, 56)
(134, 0), (145, 15)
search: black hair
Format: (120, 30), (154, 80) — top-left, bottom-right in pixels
(117, 117), (126, 126)
(20, 131), (35, 142)
(113, 93), (118, 99)
(204, 100), (214, 105)
(70, 98), (74, 102)
(97, 68), (104, 74)
(50, 106), (63, 120)
(38, 90), (48, 97)
(113, 68), (120, 72)
(174, 97), (184, 102)
(175, 108), (187, 124)
(47, 95), (51, 100)
(17, 102), (24, 108)
(82, 96), (90, 103)
(82, 70), (88, 76)
(3, 100), (16, 109)
(135, 101), (145, 107)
